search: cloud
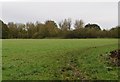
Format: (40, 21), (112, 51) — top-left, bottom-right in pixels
(1, 2), (118, 29)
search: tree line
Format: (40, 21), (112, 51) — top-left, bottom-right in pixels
(0, 19), (120, 39)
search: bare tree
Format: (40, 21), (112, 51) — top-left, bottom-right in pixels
(59, 18), (72, 30)
(74, 19), (84, 29)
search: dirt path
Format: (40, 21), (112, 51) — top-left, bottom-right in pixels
(55, 44), (117, 80)
(59, 53), (87, 80)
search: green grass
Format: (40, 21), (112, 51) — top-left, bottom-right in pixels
(0, 39), (2, 82)
(2, 39), (118, 80)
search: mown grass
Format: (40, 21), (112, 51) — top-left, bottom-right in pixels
(2, 39), (118, 80)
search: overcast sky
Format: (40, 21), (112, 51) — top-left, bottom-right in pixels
(1, 2), (118, 29)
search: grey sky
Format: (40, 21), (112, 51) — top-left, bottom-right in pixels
(1, 2), (118, 29)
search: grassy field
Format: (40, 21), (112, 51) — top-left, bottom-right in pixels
(0, 39), (2, 81)
(2, 39), (118, 80)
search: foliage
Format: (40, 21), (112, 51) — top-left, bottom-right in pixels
(0, 20), (9, 39)
(1, 19), (119, 39)
(85, 23), (101, 30)
(74, 19), (84, 29)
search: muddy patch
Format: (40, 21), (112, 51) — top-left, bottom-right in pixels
(57, 54), (87, 80)
(103, 49), (120, 67)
